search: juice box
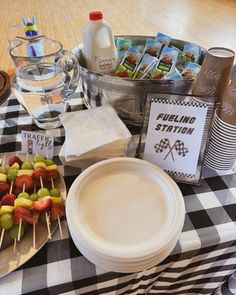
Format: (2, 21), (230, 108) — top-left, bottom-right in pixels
(133, 54), (158, 79)
(156, 47), (179, 73)
(155, 32), (171, 48)
(183, 44), (201, 63)
(181, 62), (201, 79)
(176, 44), (201, 72)
(164, 67), (182, 79)
(116, 37), (132, 51)
(133, 45), (145, 54)
(118, 50), (127, 63)
(144, 39), (163, 58)
(150, 68), (167, 80)
(115, 47), (143, 78)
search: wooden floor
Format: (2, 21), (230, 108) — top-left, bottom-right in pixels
(0, 0), (235, 76)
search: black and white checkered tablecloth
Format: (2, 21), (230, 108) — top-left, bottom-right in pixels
(0, 92), (236, 295)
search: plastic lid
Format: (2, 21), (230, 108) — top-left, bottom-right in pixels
(89, 11), (103, 21)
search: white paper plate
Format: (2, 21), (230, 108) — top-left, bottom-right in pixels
(66, 157), (185, 270)
(69, 214), (183, 272)
(0, 152), (66, 278)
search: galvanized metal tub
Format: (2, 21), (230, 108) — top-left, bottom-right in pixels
(73, 36), (204, 127)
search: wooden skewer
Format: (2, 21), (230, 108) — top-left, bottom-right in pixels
(33, 222), (36, 248)
(40, 176), (51, 239)
(51, 177), (54, 189)
(13, 238), (17, 253)
(40, 175), (44, 189)
(45, 212), (51, 239)
(57, 214), (63, 238)
(17, 182), (26, 242)
(0, 228), (5, 248)
(17, 220), (22, 242)
(1, 156), (5, 166)
(51, 177), (63, 238)
(9, 180), (14, 194)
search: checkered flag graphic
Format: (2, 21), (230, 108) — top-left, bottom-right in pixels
(174, 140), (189, 157)
(154, 138), (170, 153)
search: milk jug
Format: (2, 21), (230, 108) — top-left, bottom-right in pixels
(82, 11), (118, 74)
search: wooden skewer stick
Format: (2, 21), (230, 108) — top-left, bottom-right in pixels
(9, 180), (14, 194)
(45, 212), (51, 239)
(51, 177), (63, 238)
(0, 228), (5, 248)
(17, 220), (22, 242)
(40, 176), (52, 239)
(57, 214), (63, 238)
(31, 185), (37, 249)
(51, 177), (54, 189)
(17, 182), (26, 242)
(13, 238), (17, 254)
(40, 176), (44, 189)
(33, 222), (36, 249)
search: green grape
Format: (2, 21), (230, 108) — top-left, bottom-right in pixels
(18, 192), (30, 199)
(21, 161), (33, 170)
(0, 213), (14, 230)
(0, 166), (7, 174)
(33, 155), (46, 163)
(33, 162), (47, 169)
(10, 224), (25, 239)
(45, 159), (54, 166)
(50, 188), (60, 198)
(37, 188), (50, 198)
(29, 193), (38, 201)
(7, 168), (18, 181)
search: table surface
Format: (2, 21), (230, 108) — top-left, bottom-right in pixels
(0, 0), (236, 77)
(0, 89), (235, 295)
(0, 1), (236, 294)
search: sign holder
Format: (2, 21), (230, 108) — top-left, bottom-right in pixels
(137, 92), (215, 185)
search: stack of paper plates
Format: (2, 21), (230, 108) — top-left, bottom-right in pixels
(66, 157), (185, 273)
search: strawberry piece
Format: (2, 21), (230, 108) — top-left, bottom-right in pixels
(32, 167), (48, 181)
(47, 169), (59, 181)
(31, 210), (40, 225)
(15, 174), (33, 190)
(50, 203), (65, 221)
(14, 207), (32, 224)
(8, 156), (23, 167)
(0, 181), (10, 197)
(1, 193), (17, 206)
(32, 198), (52, 212)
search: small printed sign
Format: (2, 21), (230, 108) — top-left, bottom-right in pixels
(143, 98), (208, 179)
(21, 130), (54, 159)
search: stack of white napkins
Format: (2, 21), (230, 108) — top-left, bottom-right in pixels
(59, 105), (132, 167)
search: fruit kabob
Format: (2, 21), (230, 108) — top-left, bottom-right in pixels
(0, 154), (65, 251)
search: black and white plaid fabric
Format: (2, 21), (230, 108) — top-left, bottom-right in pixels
(0, 91), (236, 295)
(174, 139), (189, 157)
(154, 138), (170, 153)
